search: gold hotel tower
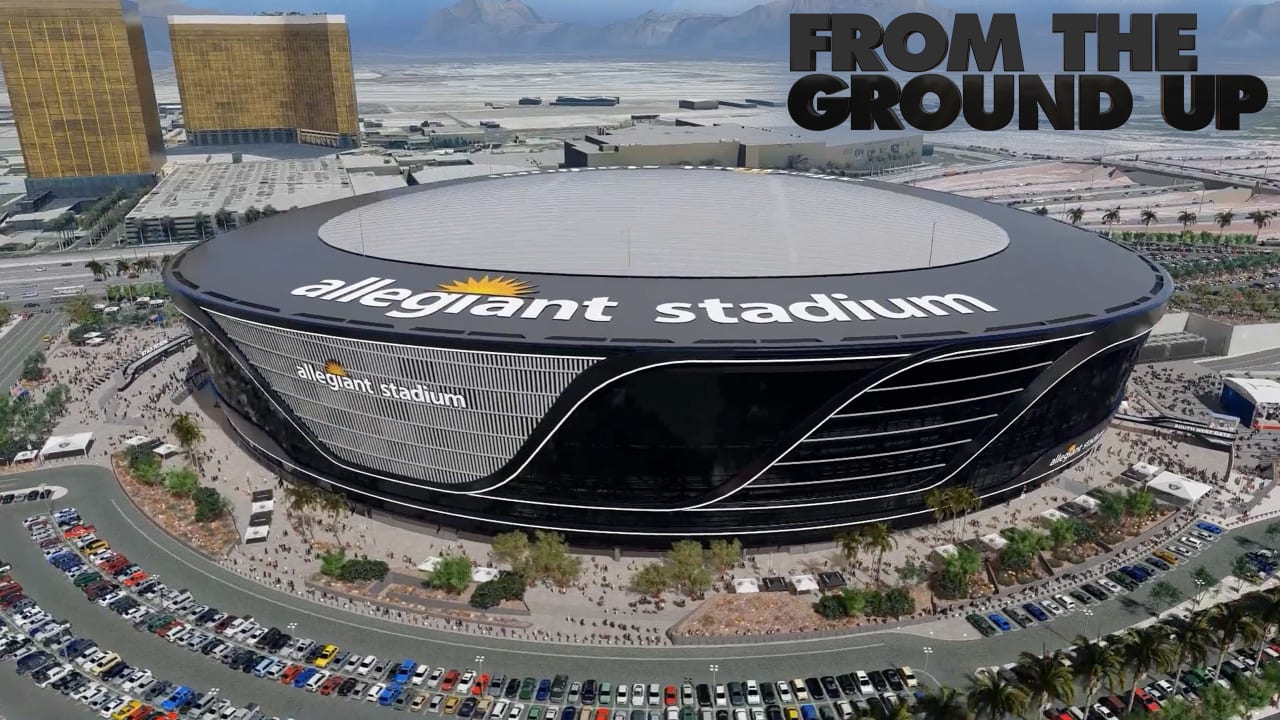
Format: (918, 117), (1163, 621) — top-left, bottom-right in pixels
(0, 0), (165, 197)
(169, 14), (359, 149)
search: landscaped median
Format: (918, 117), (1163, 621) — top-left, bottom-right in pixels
(111, 446), (237, 558)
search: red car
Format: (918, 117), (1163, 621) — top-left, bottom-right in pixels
(1132, 688), (1160, 713)
(664, 686), (678, 706)
(319, 675), (345, 695)
(441, 669), (460, 692)
(473, 674), (490, 696)
(64, 525), (95, 539)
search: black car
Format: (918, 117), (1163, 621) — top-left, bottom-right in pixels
(729, 682), (746, 706)
(716, 712), (730, 720)
(818, 706), (836, 720)
(1146, 557), (1171, 572)
(145, 681), (173, 702)
(240, 653), (262, 673)
(867, 671), (888, 692)
(339, 677), (359, 696)
(883, 670), (905, 692)
(821, 676), (841, 698)
(836, 675), (858, 696)
(305, 645), (325, 664)
(804, 678), (824, 701)
(255, 628), (279, 649)
(1081, 583), (1109, 601)
(760, 683), (777, 705)
(766, 707), (784, 720)
(506, 677), (522, 699)
(1069, 590), (1094, 607)
(697, 684), (713, 708)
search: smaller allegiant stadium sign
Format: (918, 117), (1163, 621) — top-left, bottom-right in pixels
(1048, 430), (1104, 468)
(289, 276), (999, 325)
(297, 359), (467, 409)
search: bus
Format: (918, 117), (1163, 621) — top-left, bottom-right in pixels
(52, 285), (85, 296)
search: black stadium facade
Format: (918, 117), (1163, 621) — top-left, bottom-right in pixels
(164, 166), (1170, 548)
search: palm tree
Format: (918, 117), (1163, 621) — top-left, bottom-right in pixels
(1032, 206), (1049, 216)
(243, 206), (263, 224)
(917, 687), (972, 720)
(281, 482), (322, 542)
(84, 260), (105, 280)
(884, 699), (912, 720)
(192, 212), (212, 241)
(1215, 210), (1235, 238)
(159, 215), (176, 243)
(1015, 651), (1075, 715)
(169, 413), (205, 473)
(261, 204), (279, 217)
(1067, 207), (1085, 225)
(949, 487), (981, 541)
(835, 528), (865, 570)
(1070, 636), (1124, 710)
(317, 490), (349, 541)
(1209, 602), (1262, 679)
(925, 488), (952, 535)
(1245, 590), (1280, 667)
(114, 259), (130, 277)
(862, 522), (896, 588)
(1121, 626), (1175, 713)
(213, 208), (234, 232)
(1248, 209), (1273, 241)
(1102, 207), (1122, 228)
(1140, 209), (1157, 229)
(1178, 210), (1197, 234)
(1166, 611), (1216, 692)
(967, 671), (1028, 720)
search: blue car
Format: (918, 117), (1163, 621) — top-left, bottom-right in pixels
(987, 613), (1013, 632)
(394, 660), (415, 685)
(536, 679), (551, 701)
(560, 707), (577, 720)
(293, 667), (318, 688)
(801, 705), (818, 720)
(1196, 521), (1223, 535)
(379, 683), (403, 706)
(1120, 566), (1148, 583)
(1022, 603), (1050, 622)
(162, 686), (193, 712)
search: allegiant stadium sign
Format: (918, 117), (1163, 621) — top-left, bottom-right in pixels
(290, 276), (999, 325)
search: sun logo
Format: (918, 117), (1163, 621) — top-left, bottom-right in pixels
(323, 360), (347, 377)
(1066, 444), (1078, 453)
(438, 275), (536, 297)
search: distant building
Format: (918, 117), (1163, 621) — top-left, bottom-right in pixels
(678, 99), (719, 110)
(123, 156), (403, 244)
(564, 123), (922, 173)
(518, 97), (543, 106)
(0, 0), (165, 197)
(168, 14), (359, 149)
(551, 96), (620, 107)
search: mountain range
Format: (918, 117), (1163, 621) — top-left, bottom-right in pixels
(420, 0), (949, 54)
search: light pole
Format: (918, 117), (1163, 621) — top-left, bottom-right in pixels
(1082, 608), (1101, 642)
(922, 646), (934, 672)
(1193, 578), (1207, 610)
(709, 664), (719, 696)
(476, 655), (486, 676)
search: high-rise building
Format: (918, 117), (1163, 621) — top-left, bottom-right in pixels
(169, 14), (359, 149)
(0, 0), (166, 197)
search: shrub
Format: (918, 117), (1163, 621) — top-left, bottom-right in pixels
(320, 550), (347, 578)
(163, 467), (199, 497)
(338, 559), (390, 583)
(192, 487), (228, 522)
(470, 571), (526, 609)
(21, 351), (45, 381)
(421, 555), (471, 592)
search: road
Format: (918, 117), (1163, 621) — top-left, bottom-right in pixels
(0, 243), (192, 272)
(1201, 348), (1280, 373)
(0, 465), (1267, 720)
(0, 267), (164, 310)
(0, 312), (63, 390)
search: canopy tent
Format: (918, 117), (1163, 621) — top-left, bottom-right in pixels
(417, 557), (442, 573)
(250, 500), (275, 514)
(980, 534), (1008, 551)
(473, 567), (500, 583)
(817, 571), (847, 590)
(1040, 508), (1068, 523)
(933, 544), (959, 560)
(39, 432), (93, 459)
(86, 338), (106, 346)
(244, 525), (270, 543)
(1072, 494), (1100, 513)
(12, 450), (37, 463)
(152, 444), (180, 458)
(761, 577), (789, 592)
(82, 332), (101, 339)
(1131, 462), (1163, 479)
(790, 575), (820, 594)
(1146, 471), (1213, 504)
(122, 435), (151, 447)
(733, 578), (760, 594)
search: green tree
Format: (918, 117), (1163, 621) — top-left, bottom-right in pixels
(192, 212), (212, 240)
(21, 351), (45, 381)
(1149, 580), (1184, 610)
(836, 528), (865, 569)
(529, 530), (582, 588)
(169, 413), (205, 473)
(163, 466), (200, 497)
(243, 206), (263, 224)
(949, 487), (981, 541)
(63, 295), (96, 325)
(1215, 210), (1236, 237)
(862, 522), (896, 587)
(1046, 518), (1077, 557)
(1209, 602), (1262, 679)
(705, 538), (742, 576)
(1266, 522), (1280, 548)
(631, 563), (671, 597)
(1178, 210), (1197, 233)
(999, 528), (1048, 572)
(490, 531), (531, 574)
(1067, 207), (1085, 224)
(1032, 206), (1049, 216)
(1102, 207), (1122, 227)
(1167, 610), (1216, 692)
(1015, 651), (1075, 715)
(1124, 488), (1156, 518)
(1070, 636), (1124, 709)
(1096, 490), (1127, 530)
(213, 208), (234, 232)
(1192, 565), (1219, 592)
(1121, 626), (1175, 713)
(1248, 210), (1273, 241)
(665, 540), (713, 598)
(320, 549), (347, 577)
(940, 544), (983, 597)
(192, 487), (229, 522)
(1140, 209), (1157, 228)
(1200, 683), (1244, 720)
(84, 260), (106, 280)
(916, 686), (971, 720)
(1244, 590), (1280, 667)
(924, 488), (952, 534)
(423, 555), (472, 593)
(966, 671), (1028, 720)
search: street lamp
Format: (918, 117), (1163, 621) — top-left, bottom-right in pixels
(709, 664), (719, 694)
(476, 656), (486, 675)
(1193, 578), (1207, 609)
(1081, 608), (1101, 642)
(922, 646), (934, 672)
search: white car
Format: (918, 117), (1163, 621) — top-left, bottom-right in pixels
(1182, 536), (1205, 549)
(1040, 598), (1066, 616)
(427, 667), (445, 688)
(1097, 578), (1125, 594)
(99, 697), (128, 718)
(632, 684), (646, 707)
(36, 663), (71, 688)
(776, 681), (795, 704)
(854, 672), (874, 696)
(510, 703), (526, 720)
(715, 685), (728, 707)
(357, 655), (378, 676)
(616, 684), (630, 706)
(745, 681), (761, 706)
(342, 654), (363, 673)
(648, 683), (661, 706)
(1053, 594), (1078, 612)
(123, 669), (153, 691)
(367, 682), (387, 703)
(412, 664), (431, 685)
(790, 679), (810, 703)
(306, 671), (330, 692)
(1092, 704), (1116, 720)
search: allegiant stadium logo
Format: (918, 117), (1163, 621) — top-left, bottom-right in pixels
(296, 359), (467, 409)
(1049, 431), (1104, 467)
(290, 276), (999, 325)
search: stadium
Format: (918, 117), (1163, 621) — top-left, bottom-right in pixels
(164, 166), (1171, 547)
